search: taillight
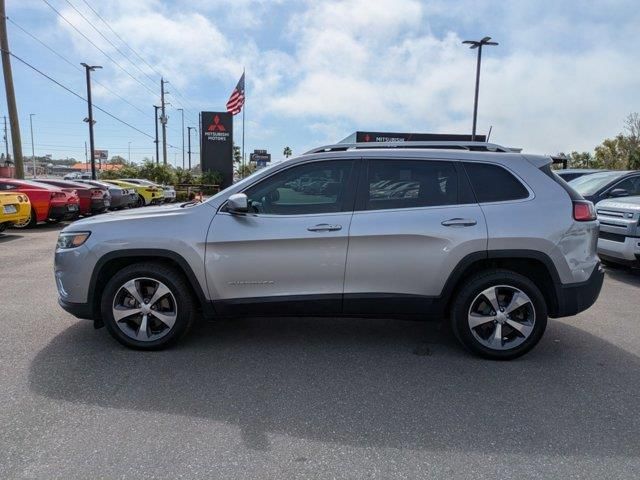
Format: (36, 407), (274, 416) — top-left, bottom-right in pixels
(573, 200), (596, 221)
(51, 192), (66, 199)
(90, 188), (103, 198)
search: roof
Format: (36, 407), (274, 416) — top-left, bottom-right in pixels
(71, 162), (123, 171)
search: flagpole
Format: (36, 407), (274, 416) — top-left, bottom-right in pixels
(241, 67), (245, 178)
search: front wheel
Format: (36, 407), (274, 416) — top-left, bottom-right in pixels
(100, 263), (195, 350)
(135, 195), (145, 208)
(451, 270), (547, 360)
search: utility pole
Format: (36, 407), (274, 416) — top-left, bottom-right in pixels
(3, 116), (9, 159)
(84, 141), (87, 167)
(29, 113), (35, 177)
(187, 126), (195, 170)
(462, 36), (498, 141)
(0, 0), (24, 178)
(128, 141), (131, 163)
(153, 105), (159, 165)
(178, 108), (185, 169)
(160, 78), (168, 165)
(81, 63), (101, 179)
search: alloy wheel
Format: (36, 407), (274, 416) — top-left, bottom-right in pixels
(467, 285), (535, 351)
(112, 277), (178, 342)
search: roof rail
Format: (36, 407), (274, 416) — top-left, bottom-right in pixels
(303, 141), (514, 155)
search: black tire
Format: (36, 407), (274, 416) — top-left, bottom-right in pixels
(100, 262), (196, 350)
(11, 207), (37, 229)
(450, 269), (548, 360)
(136, 195), (145, 208)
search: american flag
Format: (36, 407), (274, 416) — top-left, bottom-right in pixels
(226, 73), (245, 115)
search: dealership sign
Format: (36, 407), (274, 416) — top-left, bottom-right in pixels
(201, 112), (233, 188)
(353, 132), (486, 143)
(93, 150), (108, 161)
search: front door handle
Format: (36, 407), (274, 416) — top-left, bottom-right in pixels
(441, 218), (477, 227)
(307, 224), (342, 232)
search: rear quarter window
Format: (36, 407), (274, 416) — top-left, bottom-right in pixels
(463, 162), (529, 203)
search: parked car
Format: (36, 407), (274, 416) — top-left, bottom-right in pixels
(555, 168), (607, 182)
(35, 179), (110, 215)
(595, 196), (640, 267)
(0, 191), (31, 231)
(0, 178), (79, 227)
(75, 180), (137, 210)
(103, 179), (163, 207)
(122, 179), (173, 203)
(63, 172), (92, 181)
(55, 142), (604, 359)
(569, 170), (640, 204)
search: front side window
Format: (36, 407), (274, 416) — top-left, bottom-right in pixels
(365, 160), (458, 210)
(611, 176), (640, 196)
(243, 160), (354, 215)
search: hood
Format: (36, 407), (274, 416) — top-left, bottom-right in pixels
(596, 196), (640, 211)
(67, 203), (194, 229)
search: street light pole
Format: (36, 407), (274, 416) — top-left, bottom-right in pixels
(187, 126), (195, 170)
(462, 36), (498, 141)
(29, 113), (35, 177)
(178, 108), (185, 169)
(81, 63), (102, 179)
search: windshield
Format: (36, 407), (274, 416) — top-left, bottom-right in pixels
(569, 171), (627, 195)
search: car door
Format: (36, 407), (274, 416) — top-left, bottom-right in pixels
(343, 157), (487, 315)
(206, 159), (359, 315)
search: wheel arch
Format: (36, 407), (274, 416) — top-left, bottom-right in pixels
(88, 249), (213, 323)
(442, 250), (561, 318)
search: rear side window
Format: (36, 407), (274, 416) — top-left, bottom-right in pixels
(464, 162), (529, 203)
(365, 160), (458, 210)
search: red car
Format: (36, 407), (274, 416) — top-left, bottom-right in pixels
(35, 179), (110, 215)
(0, 178), (80, 227)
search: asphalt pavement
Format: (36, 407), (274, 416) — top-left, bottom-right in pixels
(1, 226), (639, 479)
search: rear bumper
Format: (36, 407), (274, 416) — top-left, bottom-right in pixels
(90, 198), (110, 212)
(49, 204), (79, 220)
(552, 262), (604, 318)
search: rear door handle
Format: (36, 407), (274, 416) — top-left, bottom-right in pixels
(441, 218), (477, 227)
(307, 224), (342, 232)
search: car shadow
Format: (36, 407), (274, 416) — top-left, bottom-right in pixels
(604, 265), (640, 286)
(0, 233), (23, 243)
(29, 316), (640, 457)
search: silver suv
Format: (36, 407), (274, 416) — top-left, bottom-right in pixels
(54, 142), (604, 359)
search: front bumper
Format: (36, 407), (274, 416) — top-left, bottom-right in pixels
(552, 262), (605, 318)
(597, 236), (640, 264)
(58, 297), (93, 320)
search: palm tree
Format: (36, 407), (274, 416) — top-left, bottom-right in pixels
(283, 146), (292, 158)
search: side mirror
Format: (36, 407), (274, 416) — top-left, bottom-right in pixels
(609, 188), (629, 198)
(227, 193), (248, 213)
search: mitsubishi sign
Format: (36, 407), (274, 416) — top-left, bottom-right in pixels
(201, 112), (233, 188)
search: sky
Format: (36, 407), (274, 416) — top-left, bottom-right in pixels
(1, 0), (639, 166)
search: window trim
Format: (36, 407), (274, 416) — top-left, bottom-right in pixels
(219, 158), (361, 217)
(461, 160), (534, 205)
(354, 157), (468, 213)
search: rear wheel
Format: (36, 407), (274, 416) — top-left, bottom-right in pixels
(451, 270), (547, 360)
(100, 263), (195, 350)
(11, 207), (37, 229)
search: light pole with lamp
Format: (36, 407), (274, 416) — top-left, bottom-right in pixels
(81, 63), (102, 179)
(462, 36), (498, 141)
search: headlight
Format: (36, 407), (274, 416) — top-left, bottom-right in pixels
(57, 231), (91, 249)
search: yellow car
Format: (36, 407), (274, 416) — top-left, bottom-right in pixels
(103, 180), (163, 207)
(0, 192), (31, 231)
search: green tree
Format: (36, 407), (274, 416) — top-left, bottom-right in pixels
(283, 146), (292, 158)
(233, 145), (242, 163)
(565, 151), (596, 169)
(110, 155), (126, 165)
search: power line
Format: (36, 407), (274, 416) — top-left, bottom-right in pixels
(7, 49), (155, 140)
(79, 0), (200, 119)
(63, 0), (159, 87)
(41, 0), (157, 97)
(7, 17), (151, 117)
